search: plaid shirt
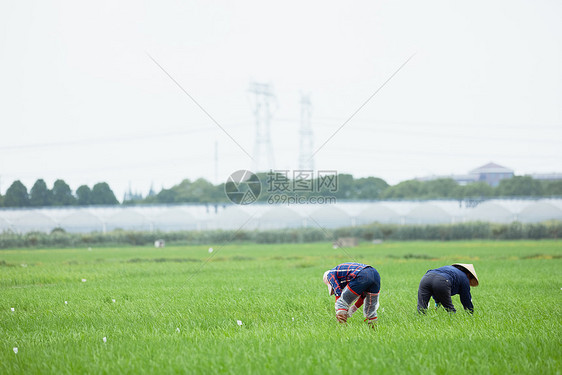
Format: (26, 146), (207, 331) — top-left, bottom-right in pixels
(326, 262), (368, 297)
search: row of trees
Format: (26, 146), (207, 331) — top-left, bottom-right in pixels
(129, 173), (562, 205)
(0, 180), (118, 208)
(131, 174), (390, 205)
(1, 174), (561, 208)
(381, 176), (562, 200)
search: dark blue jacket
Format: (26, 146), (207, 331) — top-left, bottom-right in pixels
(427, 265), (473, 312)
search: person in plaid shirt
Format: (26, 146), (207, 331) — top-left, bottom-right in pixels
(322, 262), (381, 327)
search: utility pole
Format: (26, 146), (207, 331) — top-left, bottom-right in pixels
(249, 82), (276, 172)
(298, 93), (314, 170)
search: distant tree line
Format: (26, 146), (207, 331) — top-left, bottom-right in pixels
(381, 176), (562, 200)
(129, 173), (391, 205)
(0, 179), (118, 208)
(130, 173), (561, 205)
(0, 174), (561, 208)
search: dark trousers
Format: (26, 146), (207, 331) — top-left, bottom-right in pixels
(347, 266), (381, 296)
(417, 272), (456, 313)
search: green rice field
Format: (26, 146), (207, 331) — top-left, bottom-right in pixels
(1, 240), (561, 374)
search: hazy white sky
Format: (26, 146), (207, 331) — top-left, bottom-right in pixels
(1, 0), (561, 200)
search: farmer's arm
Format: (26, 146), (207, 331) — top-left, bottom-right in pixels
(459, 281), (474, 313)
(348, 296), (364, 317)
(334, 286), (359, 322)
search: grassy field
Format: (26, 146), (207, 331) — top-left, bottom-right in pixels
(1, 240), (561, 374)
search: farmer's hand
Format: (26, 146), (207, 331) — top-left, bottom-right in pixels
(336, 311), (348, 323)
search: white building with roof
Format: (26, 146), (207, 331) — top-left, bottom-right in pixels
(418, 162), (514, 186)
(469, 162), (514, 187)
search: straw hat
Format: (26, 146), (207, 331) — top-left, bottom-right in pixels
(452, 263), (479, 286)
(323, 271), (334, 295)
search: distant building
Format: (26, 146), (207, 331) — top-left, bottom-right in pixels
(417, 162), (514, 187)
(469, 162), (514, 187)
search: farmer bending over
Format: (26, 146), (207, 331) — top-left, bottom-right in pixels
(323, 262), (381, 327)
(417, 263), (479, 314)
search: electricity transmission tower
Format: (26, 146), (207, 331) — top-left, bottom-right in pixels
(298, 93), (314, 170)
(249, 82), (276, 172)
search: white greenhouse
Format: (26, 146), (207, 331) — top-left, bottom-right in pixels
(404, 204), (453, 225)
(105, 211), (151, 232)
(306, 205), (352, 229)
(1, 198), (561, 234)
(517, 202), (562, 223)
(354, 205), (401, 225)
(0, 216), (11, 232)
(59, 211), (104, 233)
(464, 202), (515, 223)
(208, 206), (256, 231)
(257, 206), (304, 229)
(151, 208), (198, 232)
(11, 212), (58, 233)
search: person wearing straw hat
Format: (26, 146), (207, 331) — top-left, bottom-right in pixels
(417, 263), (479, 314)
(322, 262), (381, 326)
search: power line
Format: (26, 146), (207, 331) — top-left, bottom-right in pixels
(147, 53), (253, 160)
(271, 118), (561, 144)
(311, 53), (416, 159)
(341, 125), (562, 145)
(325, 146), (561, 160)
(0, 124), (248, 152)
